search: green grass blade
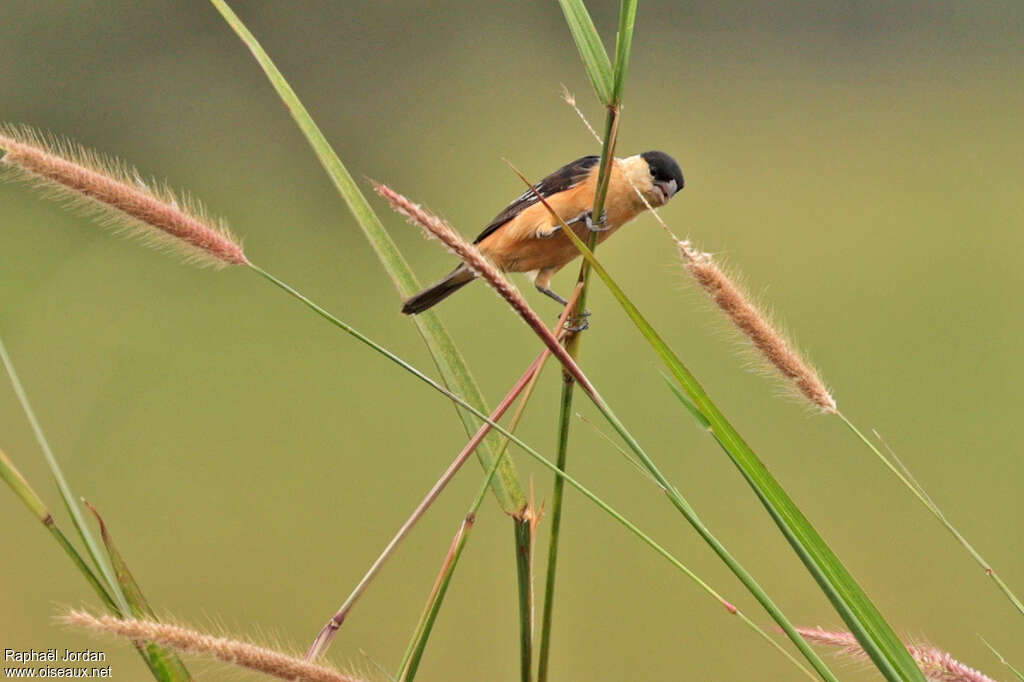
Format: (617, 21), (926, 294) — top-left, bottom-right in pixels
(536, 380), (574, 682)
(556, 227), (926, 682)
(401, 354), (549, 681)
(537, 2), (631, 659)
(84, 502), (193, 681)
(0, 447), (117, 612)
(247, 263), (818, 681)
(980, 637), (1024, 681)
(209, 0), (526, 514)
(661, 374), (711, 429)
(0, 335), (131, 616)
(1, 342), (187, 680)
(610, 0), (637, 102)
(513, 512), (536, 682)
(556, 0), (614, 104)
(841, 416), (1024, 615)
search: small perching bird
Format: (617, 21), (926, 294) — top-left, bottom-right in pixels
(401, 151), (684, 314)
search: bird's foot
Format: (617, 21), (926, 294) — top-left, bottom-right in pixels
(584, 210), (611, 232)
(564, 314), (590, 333)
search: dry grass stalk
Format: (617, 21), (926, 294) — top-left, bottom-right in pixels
(372, 181), (597, 396)
(678, 240), (837, 413)
(63, 610), (363, 682)
(797, 627), (996, 682)
(0, 125), (247, 267)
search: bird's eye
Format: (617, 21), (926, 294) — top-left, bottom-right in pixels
(650, 167), (656, 177)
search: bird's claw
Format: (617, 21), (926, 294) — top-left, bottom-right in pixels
(563, 311), (591, 333)
(584, 210), (611, 232)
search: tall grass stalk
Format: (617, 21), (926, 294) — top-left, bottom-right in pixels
(378, 157), (836, 679)
(399, 325), (560, 682)
(207, 0), (526, 515)
(243, 269), (813, 679)
(0, 107), (797, 676)
(540, 4), (633, 675)
(205, 4), (547, 673)
(841, 417), (1023, 614)
(306, 334), (563, 660)
(539, 201), (925, 680)
(0, 447), (116, 611)
(0, 335), (131, 615)
(677, 235), (1021, 613)
(506, 163), (842, 681)
(980, 637), (1024, 681)
(1, 132), (816, 679)
(0, 339), (192, 681)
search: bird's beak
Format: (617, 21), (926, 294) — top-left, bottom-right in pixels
(653, 178), (678, 204)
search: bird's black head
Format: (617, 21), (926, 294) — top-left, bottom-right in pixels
(640, 151), (684, 201)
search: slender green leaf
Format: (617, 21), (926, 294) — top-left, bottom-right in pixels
(842, 416), (1024, 615)
(401, 352), (549, 682)
(513, 511), (536, 682)
(0, 447), (116, 611)
(610, 0), (638, 102)
(557, 0), (614, 104)
(981, 637), (1024, 681)
(507, 159), (835, 682)
(0, 335), (131, 615)
(248, 263), (816, 679)
(556, 225), (926, 682)
(84, 502), (193, 681)
(208, 0), (525, 514)
(536, 378), (574, 682)
(662, 374), (710, 429)
(1, 344), (188, 681)
(538, 0), (630, 659)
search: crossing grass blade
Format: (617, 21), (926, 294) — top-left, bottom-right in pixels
(84, 502), (194, 681)
(208, 0), (527, 515)
(980, 637), (1024, 681)
(553, 224), (927, 682)
(556, 0), (614, 105)
(0, 447), (116, 612)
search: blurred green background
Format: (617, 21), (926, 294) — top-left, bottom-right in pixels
(1, 2), (1021, 680)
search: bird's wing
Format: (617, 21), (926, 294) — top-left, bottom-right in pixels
(473, 155), (600, 244)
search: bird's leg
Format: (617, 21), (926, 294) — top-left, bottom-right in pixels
(534, 269), (591, 332)
(535, 282), (568, 306)
(584, 209), (611, 232)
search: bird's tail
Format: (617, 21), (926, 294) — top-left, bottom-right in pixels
(401, 264), (476, 314)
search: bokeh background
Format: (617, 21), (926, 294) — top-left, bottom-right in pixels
(1, 2), (1021, 680)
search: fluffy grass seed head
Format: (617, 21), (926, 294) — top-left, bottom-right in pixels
(679, 239), (837, 414)
(63, 610), (365, 682)
(797, 628), (997, 682)
(0, 124), (247, 267)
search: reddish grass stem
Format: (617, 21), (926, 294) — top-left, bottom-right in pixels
(305, 291), (582, 662)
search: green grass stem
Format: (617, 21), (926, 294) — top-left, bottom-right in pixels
(508, 164), (840, 682)
(0, 335), (130, 615)
(0, 447), (116, 612)
(400, 340), (555, 682)
(556, 0), (614, 104)
(980, 637), (1024, 681)
(840, 414), (1024, 615)
(208, 0), (525, 515)
(548, 218), (925, 681)
(538, 4), (633, 671)
(244, 262), (814, 679)
(1, 342), (190, 681)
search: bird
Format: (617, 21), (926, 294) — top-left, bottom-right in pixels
(401, 151), (683, 316)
